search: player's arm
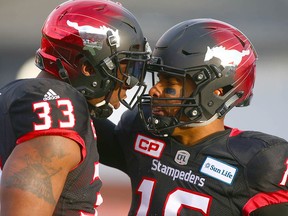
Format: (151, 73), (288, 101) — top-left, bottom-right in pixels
(0, 135), (81, 216)
(250, 203), (288, 215)
(242, 136), (288, 216)
(94, 118), (127, 172)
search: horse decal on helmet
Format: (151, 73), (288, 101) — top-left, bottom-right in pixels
(67, 20), (120, 50)
(204, 46), (250, 67)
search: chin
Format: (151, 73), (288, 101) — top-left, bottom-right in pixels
(113, 104), (121, 109)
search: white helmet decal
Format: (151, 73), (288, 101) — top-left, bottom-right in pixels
(67, 20), (120, 50)
(204, 46), (250, 67)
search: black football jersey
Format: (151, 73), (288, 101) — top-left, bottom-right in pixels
(96, 108), (288, 216)
(0, 78), (102, 216)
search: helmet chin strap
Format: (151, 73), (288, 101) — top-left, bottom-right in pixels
(95, 100), (114, 118)
(89, 100), (113, 119)
(182, 113), (219, 128)
(148, 115), (177, 137)
(182, 93), (240, 128)
(148, 93), (240, 136)
(89, 87), (116, 119)
(56, 58), (72, 84)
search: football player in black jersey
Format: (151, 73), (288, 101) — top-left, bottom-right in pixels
(0, 0), (150, 215)
(95, 19), (288, 215)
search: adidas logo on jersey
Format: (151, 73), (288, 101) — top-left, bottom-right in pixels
(43, 89), (60, 101)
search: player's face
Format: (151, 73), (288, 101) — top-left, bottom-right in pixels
(109, 63), (131, 109)
(89, 63), (130, 109)
(148, 73), (196, 117)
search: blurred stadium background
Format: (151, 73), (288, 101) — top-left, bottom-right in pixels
(0, 0), (287, 215)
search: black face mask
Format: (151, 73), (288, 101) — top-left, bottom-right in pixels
(147, 115), (178, 137)
(138, 101), (179, 137)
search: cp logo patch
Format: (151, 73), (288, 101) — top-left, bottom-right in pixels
(134, 134), (166, 158)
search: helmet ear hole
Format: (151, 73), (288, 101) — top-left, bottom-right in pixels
(214, 85), (233, 96)
(214, 88), (224, 96)
(78, 57), (97, 76)
(81, 64), (92, 77)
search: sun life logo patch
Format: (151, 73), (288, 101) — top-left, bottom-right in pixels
(200, 156), (237, 185)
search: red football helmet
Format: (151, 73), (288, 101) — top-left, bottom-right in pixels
(35, 0), (150, 115)
(139, 18), (258, 136)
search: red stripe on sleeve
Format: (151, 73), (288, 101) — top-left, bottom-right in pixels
(243, 190), (288, 216)
(16, 129), (87, 159)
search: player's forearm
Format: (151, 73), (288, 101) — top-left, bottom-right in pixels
(0, 188), (57, 215)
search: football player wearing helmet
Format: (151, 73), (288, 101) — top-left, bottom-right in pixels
(0, 0), (150, 215)
(95, 19), (288, 215)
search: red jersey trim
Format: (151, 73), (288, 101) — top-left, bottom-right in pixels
(16, 129), (87, 159)
(225, 126), (243, 137)
(243, 190), (288, 216)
